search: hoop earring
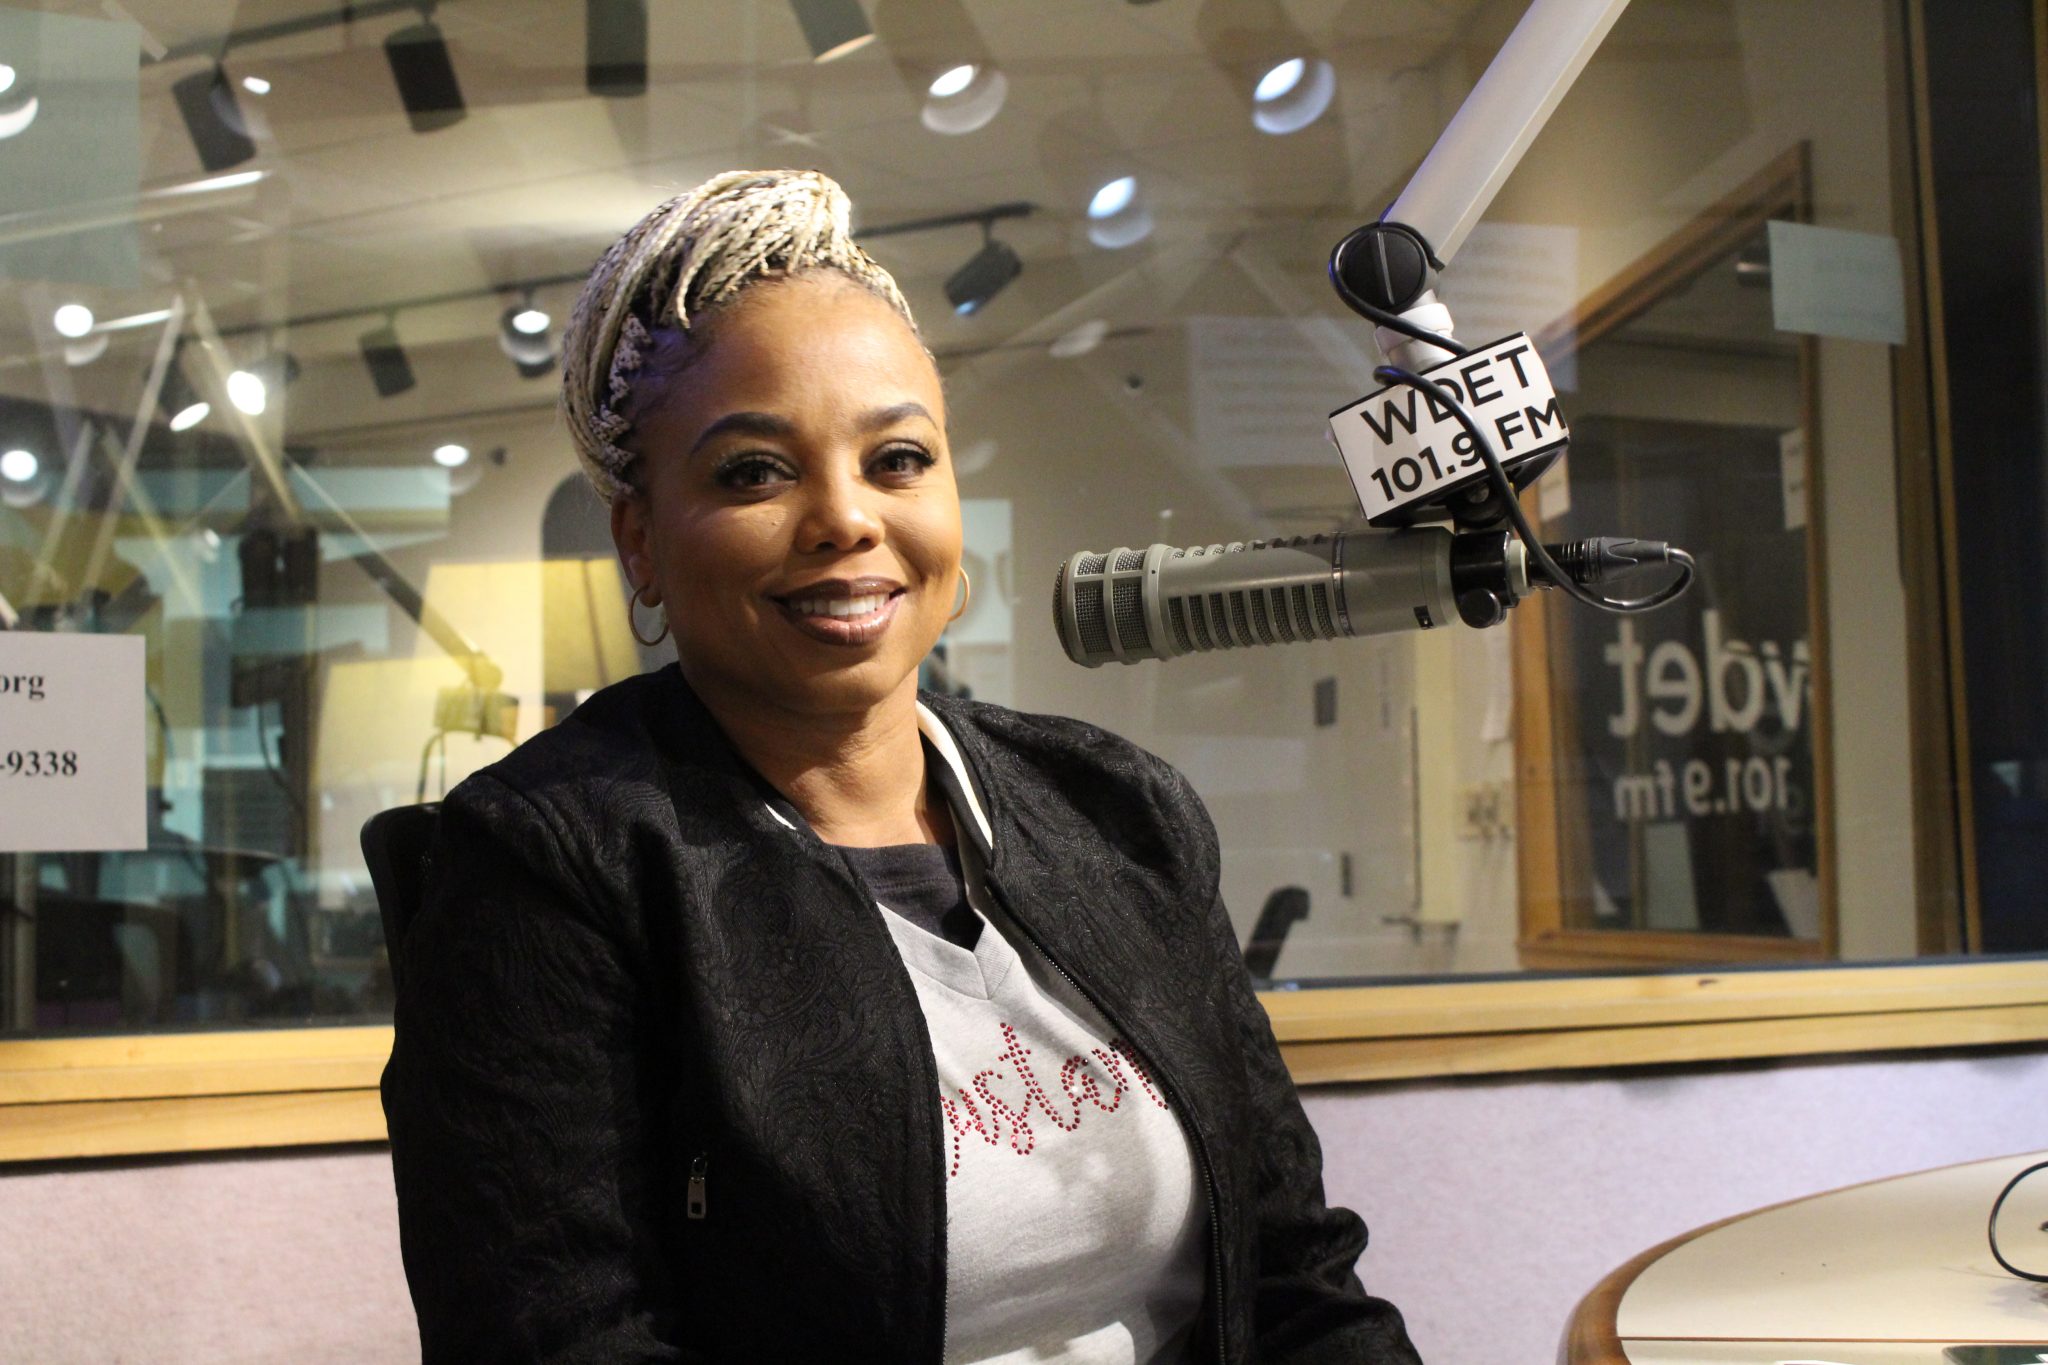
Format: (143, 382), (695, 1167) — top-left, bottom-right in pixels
(629, 584), (670, 647)
(948, 568), (971, 624)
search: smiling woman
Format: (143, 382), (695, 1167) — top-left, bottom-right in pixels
(378, 168), (1422, 1364)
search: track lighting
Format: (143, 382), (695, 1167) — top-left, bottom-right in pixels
(52, 304), (93, 338)
(945, 232), (1021, 316)
(873, 0), (1006, 134)
(155, 344), (211, 431)
(385, 12), (466, 133)
(360, 321), (417, 397)
(791, 0), (873, 62)
(228, 349), (299, 415)
(921, 60), (1007, 135)
(586, 0), (648, 97)
(171, 64), (256, 171)
(498, 296), (556, 377)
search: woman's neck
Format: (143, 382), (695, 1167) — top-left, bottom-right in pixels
(691, 673), (952, 848)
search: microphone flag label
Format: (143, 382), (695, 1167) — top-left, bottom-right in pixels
(1329, 332), (1569, 525)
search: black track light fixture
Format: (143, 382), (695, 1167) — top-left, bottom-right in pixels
(791, 0), (874, 62)
(360, 319), (417, 397)
(586, 0), (648, 97)
(157, 345), (211, 432)
(172, 64), (256, 171)
(945, 223), (1021, 317)
(385, 7), (466, 133)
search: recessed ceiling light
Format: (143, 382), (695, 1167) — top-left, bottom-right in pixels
(241, 75), (271, 95)
(1086, 178), (1153, 249)
(169, 400), (210, 432)
(1088, 177), (1136, 220)
(433, 443), (470, 468)
(52, 304), (94, 338)
(929, 64), (977, 98)
(0, 449), (38, 483)
(1253, 56), (1335, 135)
(1256, 59), (1305, 103)
(0, 62), (35, 143)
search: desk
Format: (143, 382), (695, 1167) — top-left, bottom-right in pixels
(1565, 1151), (2048, 1363)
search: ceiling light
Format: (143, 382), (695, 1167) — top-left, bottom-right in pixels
(791, 0), (874, 62)
(1048, 318), (1109, 359)
(160, 169), (265, 197)
(945, 236), (1021, 316)
(0, 61), (37, 142)
(587, 0), (648, 97)
(385, 19), (466, 133)
(433, 443), (470, 468)
(158, 345), (211, 431)
(52, 304), (94, 338)
(172, 65), (256, 172)
(0, 448), (37, 483)
(241, 75), (271, 95)
(921, 61), (1006, 135)
(64, 334), (109, 367)
(227, 368), (267, 416)
(499, 297), (556, 377)
(1088, 177), (1136, 219)
(1086, 177), (1153, 249)
(1252, 56), (1334, 135)
(929, 64), (975, 98)
(360, 321), (417, 397)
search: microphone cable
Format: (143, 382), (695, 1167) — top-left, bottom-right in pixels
(1989, 1158), (2048, 1283)
(1372, 363), (1696, 614)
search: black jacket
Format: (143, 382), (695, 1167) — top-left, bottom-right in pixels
(382, 666), (1419, 1363)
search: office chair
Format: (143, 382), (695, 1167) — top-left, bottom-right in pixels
(1241, 885), (1310, 983)
(360, 803), (440, 993)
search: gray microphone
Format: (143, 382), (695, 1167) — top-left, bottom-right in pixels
(1054, 528), (1492, 667)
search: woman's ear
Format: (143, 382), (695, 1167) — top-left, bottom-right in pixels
(611, 492), (658, 604)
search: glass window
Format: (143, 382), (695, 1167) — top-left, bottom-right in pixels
(0, 0), (2038, 1041)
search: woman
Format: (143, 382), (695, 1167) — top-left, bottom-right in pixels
(382, 169), (1420, 1364)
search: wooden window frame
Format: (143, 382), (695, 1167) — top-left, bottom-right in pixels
(7, 0), (2047, 1168)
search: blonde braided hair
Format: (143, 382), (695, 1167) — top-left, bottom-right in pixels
(560, 169), (918, 503)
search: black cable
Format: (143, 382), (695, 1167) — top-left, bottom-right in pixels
(1988, 1158), (2048, 1283)
(1374, 364), (1695, 614)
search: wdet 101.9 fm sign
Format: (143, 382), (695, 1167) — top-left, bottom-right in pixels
(0, 633), (146, 852)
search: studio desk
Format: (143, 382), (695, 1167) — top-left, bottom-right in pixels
(1563, 1150), (2048, 1364)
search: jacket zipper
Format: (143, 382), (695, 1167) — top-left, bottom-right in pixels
(686, 1153), (708, 1220)
(980, 876), (1229, 1365)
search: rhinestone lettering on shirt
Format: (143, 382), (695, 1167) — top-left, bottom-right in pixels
(938, 1022), (1170, 1179)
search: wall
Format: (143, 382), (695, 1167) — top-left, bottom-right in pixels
(5, 1045), (2043, 1362)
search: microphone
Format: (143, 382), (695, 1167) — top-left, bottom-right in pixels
(1053, 528), (1536, 667)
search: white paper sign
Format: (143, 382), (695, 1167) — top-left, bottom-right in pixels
(0, 633), (147, 852)
(1779, 427), (1807, 531)
(1766, 220), (1907, 346)
(1328, 332), (1569, 523)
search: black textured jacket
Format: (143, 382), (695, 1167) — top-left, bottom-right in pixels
(382, 666), (1420, 1363)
